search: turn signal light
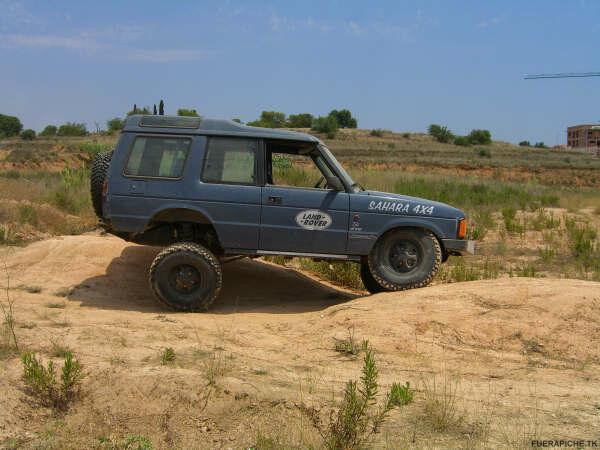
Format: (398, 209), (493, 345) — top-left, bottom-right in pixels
(457, 218), (467, 239)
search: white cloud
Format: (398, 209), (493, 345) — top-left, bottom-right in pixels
(124, 48), (208, 63)
(2, 33), (102, 51)
(477, 16), (503, 29)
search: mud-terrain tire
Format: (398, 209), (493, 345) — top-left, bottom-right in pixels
(90, 150), (113, 219)
(360, 261), (386, 294)
(149, 242), (222, 312)
(367, 228), (441, 291)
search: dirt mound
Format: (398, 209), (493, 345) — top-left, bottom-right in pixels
(1, 235), (599, 448)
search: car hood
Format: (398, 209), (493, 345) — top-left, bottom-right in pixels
(354, 190), (465, 219)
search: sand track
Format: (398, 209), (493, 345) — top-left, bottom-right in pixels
(1, 235), (599, 448)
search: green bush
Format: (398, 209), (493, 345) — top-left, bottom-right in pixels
(428, 124), (454, 143)
(248, 111), (287, 128)
(453, 136), (471, 146)
(20, 129), (36, 140)
(534, 142), (548, 149)
(329, 109), (357, 128)
(312, 115), (339, 138)
(177, 108), (199, 117)
(40, 125), (57, 137)
(303, 343), (413, 449)
(477, 147), (492, 158)
(519, 140), (531, 147)
(106, 117), (125, 133)
(21, 351), (84, 409)
(369, 129), (385, 137)
(287, 113), (314, 128)
(57, 122), (87, 136)
(0, 114), (23, 137)
(468, 129), (492, 145)
(127, 105), (151, 116)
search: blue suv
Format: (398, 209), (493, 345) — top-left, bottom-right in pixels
(90, 115), (474, 311)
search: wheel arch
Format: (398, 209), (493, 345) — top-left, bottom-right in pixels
(374, 221), (448, 260)
(146, 205), (223, 250)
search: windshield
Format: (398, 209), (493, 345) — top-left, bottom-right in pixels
(317, 143), (361, 192)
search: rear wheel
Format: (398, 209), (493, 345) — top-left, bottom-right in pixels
(367, 229), (441, 291)
(90, 150), (113, 219)
(149, 242), (222, 312)
(360, 261), (386, 294)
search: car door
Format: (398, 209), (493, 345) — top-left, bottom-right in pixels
(259, 145), (350, 255)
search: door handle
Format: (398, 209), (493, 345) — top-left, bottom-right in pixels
(268, 196), (282, 205)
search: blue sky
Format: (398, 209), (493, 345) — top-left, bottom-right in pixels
(1, 0), (599, 145)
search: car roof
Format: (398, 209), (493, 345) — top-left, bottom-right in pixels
(123, 115), (319, 143)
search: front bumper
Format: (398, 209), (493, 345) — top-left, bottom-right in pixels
(442, 239), (476, 255)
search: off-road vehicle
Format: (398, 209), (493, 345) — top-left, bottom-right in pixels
(91, 115), (474, 311)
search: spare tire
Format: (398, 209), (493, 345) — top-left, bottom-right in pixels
(90, 150), (113, 219)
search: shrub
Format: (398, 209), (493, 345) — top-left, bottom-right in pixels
(0, 114), (23, 137)
(287, 113), (314, 128)
(57, 122), (87, 136)
(477, 147), (492, 158)
(519, 140), (531, 147)
(402, 132), (410, 138)
(232, 118), (242, 123)
(21, 351), (84, 409)
(302, 343), (413, 449)
(428, 124), (454, 143)
(177, 108), (199, 117)
(468, 129), (492, 145)
(248, 111), (287, 128)
(369, 129), (385, 137)
(127, 105), (151, 115)
(534, 142), (548, 148)
(334, 328), (368, 357)
(161, 347), (175, 365)
(106, 117), (125, 133)
(20, 129), (36, 140)
(329, 109), (358, 128)
(312, 115), (339, 138)
(453, 135), (471, 146)
(40, 125), (58, 137)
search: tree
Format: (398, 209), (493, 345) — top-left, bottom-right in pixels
(534, 142), (548, 149)
(453, 136), (471, 146)
(20, 129), (36, 140)
(177, 108), (199, 117)
(106, 117), (125, 133)
(468, 129), (492, 145)
(428, 124), (454, 143)
(247, 111), (287, 128)
(287, 113), (314, 128)
(0, 114), (23, 137)
(329, 109), (357, 128)
(232, 118), (242, 123)
(159, 99), (164, 115)
(57, 122), (87, 136)
(519, 140), (531, 147)
(311, 115), (339, 138)
(40, 125), (57, 137)
(127, 106), (150, 116)
(153, 104), (157, 115)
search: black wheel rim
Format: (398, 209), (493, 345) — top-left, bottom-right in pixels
(387, 239), (422, 274)
(168, 264), (202, 294)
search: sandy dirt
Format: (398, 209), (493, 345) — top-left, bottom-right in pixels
(1, 234), (599, 449)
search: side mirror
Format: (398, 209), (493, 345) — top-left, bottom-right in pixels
(327, 176), (344, 192)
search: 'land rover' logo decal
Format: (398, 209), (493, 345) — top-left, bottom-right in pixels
(295, 210), (332, 230)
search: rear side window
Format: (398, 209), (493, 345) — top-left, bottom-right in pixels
(202, 137), (257, 185)
(125, 136), (191, 178)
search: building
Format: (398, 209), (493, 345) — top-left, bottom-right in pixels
(567, 124), (600, 153)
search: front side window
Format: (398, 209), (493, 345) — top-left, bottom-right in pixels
(202, 137), (258, 185)
(125, 136), (191, 178)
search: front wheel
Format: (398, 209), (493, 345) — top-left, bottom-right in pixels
(367, 229), (441, 291)
(149, 242), (222, 312)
